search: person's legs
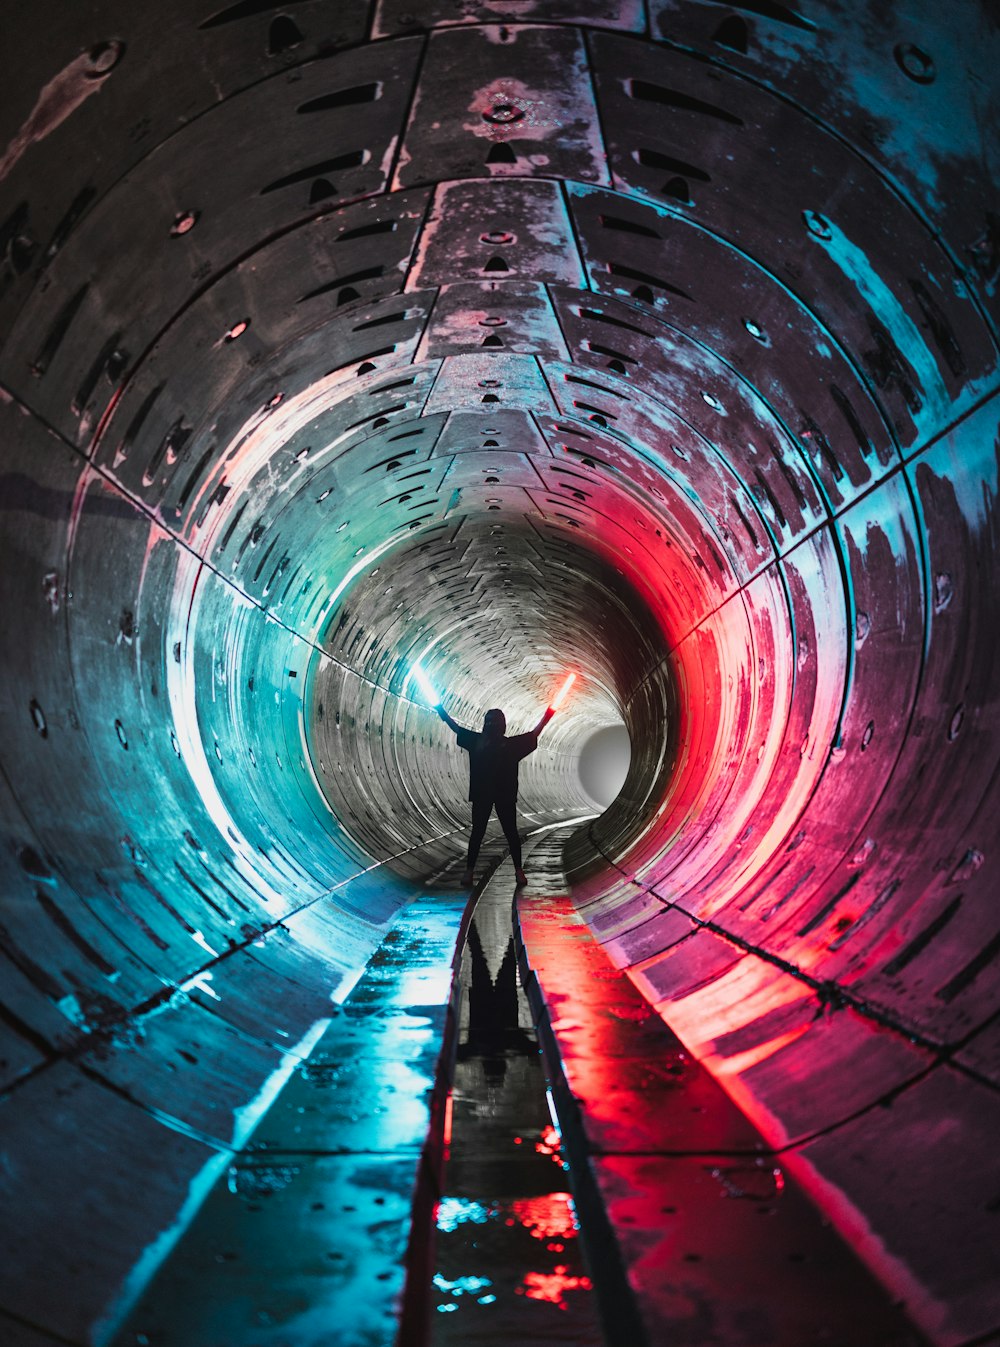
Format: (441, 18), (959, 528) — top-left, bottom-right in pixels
(466, 797), (493, 875)
(494, 796), (523, 872)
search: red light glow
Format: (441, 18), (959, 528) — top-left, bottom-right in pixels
(443, 1091), (454, 1149)
(509, 1192), (579, 1242)
(519, 1267), (593, 1310)
(535, 1124), (564, 1166)
(551, 671), (576, 709)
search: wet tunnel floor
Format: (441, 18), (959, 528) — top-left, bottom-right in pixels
(107, 890), (470, 1347)
(102, 833), (929, 1347)
(513, 832), (928, 1347)
(430, 870), (603, 1344)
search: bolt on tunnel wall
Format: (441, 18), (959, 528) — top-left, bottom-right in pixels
(0, 1), (998, 1344)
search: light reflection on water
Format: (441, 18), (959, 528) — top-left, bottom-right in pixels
(435, 1196), (492, 1233)
(432, 887), (599, 1339)
(434, 1189), (592, 1313)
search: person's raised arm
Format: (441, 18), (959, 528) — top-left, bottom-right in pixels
(532, 705), (556, 736)
(435, 701), (464, 735)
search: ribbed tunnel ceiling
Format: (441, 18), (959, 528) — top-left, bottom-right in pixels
(1, 2), (999, 1344)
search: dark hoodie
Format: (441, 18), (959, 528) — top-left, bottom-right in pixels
(440, 706), (554, 802)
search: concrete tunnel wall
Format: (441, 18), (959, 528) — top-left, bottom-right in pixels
(0, 2), (998, 1344)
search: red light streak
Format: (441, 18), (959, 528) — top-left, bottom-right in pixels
(443, 1091), (453, 1149)
(551, 671), (576, 709)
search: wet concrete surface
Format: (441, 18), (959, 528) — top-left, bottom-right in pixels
(12, 835), (956, 1347)
(516, 830), (930, 1347)
(431, 857), (603, 1345)
(109, 893), (467, 1347)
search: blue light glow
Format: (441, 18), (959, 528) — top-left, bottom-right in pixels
(433, 1273), (494, 1296)
(436, 1197), (492, 1232)
(411, 662), (441, 705)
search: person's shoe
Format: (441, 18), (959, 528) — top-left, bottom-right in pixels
(514, 868), (528, 887)
(461, 869), (474, 887)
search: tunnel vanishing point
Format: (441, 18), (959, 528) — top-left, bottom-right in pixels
(1, 2), (999, 1345)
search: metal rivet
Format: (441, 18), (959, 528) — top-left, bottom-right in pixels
(894, 43), (935, 83)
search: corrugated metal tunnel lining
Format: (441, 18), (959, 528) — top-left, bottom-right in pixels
(0, 2), (998, 1344)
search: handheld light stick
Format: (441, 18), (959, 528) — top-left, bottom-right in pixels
(551, 671), (576, 710)
(411, 663), (441, 706)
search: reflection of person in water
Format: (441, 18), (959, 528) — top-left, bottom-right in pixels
(457, 923), (535, 1086)
(435, 701), (554, 887)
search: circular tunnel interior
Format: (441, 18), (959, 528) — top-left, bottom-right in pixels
(0, 3), (998, 1344)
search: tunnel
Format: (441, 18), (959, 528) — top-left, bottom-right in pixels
(0, 1), (998, 1344)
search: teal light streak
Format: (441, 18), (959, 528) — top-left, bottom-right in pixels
(806, 219), (938, 407)
(411, 662), (441, 706)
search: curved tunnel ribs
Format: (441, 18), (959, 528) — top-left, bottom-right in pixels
(0, 3), (998, 1345)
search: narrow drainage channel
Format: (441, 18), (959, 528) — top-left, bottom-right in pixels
(429, 871), (604, 1344)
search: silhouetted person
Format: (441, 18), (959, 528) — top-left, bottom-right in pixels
(435, 700), (554, 886)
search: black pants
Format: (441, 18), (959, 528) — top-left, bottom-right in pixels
(467, 795), (521, 870)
